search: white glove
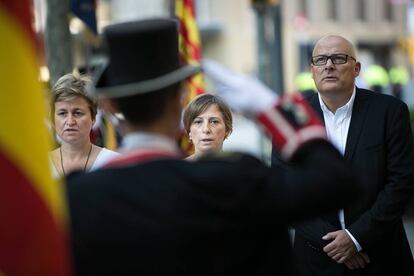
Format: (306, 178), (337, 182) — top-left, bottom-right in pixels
(202, 59), (278, 115)
(257, 93), (327, 160)
(203, 59), (326, 160)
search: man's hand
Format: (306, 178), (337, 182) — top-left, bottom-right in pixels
(322, 230), (357, 263)
(344, 252), (370, 270)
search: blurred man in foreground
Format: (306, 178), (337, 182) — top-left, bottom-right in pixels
(67, 19), (359, 275)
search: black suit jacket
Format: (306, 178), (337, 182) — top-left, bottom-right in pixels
(68, 141), (358, 276)
(289, 88), (414, 276)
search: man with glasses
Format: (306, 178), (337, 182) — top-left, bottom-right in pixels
(311, 53), (356, 66)
(291, 35), (414, 275)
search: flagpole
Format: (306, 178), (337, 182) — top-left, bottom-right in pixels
(170, 0), (176, 17)
(45, 0), (73, 85)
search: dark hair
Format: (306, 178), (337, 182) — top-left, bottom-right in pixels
(51, 73), (98, 121)
(114, 83), (180, 125)
(183, 94), (233, 135)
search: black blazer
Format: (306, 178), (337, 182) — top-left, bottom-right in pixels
(290, 88), (414, 276)
(68, 141), (358, 276)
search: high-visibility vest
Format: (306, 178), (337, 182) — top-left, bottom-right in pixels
(389, 66), (409, 85)
(295, 72), (317, 92)
(362, 65), (390, 88)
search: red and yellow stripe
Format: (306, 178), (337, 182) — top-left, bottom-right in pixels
(0, 1), (71, 275)
(176, 0), (205, 104)
(176, 0), (205, 154)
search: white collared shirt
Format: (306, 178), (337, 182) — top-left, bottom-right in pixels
(318, 90), (355, 156)
(120, 132), (180, 154)
(318, 87), (362, 252)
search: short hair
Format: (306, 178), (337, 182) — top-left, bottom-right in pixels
(51, 73), (98, 121)
(183, 94), (233, 135)
(312, 35), (357, 58)
(113, 83), (180, 125)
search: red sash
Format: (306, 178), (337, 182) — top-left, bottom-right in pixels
(104, 149), (182, 169)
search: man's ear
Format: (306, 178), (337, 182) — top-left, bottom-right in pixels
(354, 62), (361, 77)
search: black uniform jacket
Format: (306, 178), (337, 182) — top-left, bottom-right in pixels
(68, 141), (358, 276)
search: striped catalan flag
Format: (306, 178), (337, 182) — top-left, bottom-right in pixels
(0, 1), (71, 275)
(176, 0), (205, 104)
(176, 0), (205, 154)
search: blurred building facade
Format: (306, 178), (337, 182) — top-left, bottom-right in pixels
(282, 0), (410, 91)
(34, 0), (413, 90)
(88, 0), (411, 92)
(34, 0), (414, 159)
(101, 0), (258, 76)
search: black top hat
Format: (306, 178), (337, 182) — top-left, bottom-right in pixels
(95, 18), (201, 98)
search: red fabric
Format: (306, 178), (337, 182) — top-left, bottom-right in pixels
(105, 149), (182, 169)
(258, 93), (326, 159)
(0, 0), (38, 50)
(0, 150), (71, 276)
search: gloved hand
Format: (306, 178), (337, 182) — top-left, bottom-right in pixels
(203, 59), (326, 160)
(202, 59), (278, 115)
(257, 93), (326, 160)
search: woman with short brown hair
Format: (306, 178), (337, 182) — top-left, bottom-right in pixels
(49, 73), (119, 177)
(183, 93), (232, 160)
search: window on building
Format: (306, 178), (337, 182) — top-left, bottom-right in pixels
(299, 43), (313, 71)
(298, 0), (307, 16)
(329, 0), (338, 21)
(357, 0), (366, 21)
(384, 0), (393, 22)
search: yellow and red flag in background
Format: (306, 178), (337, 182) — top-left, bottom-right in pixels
(0, 1), (71, 275)
(176, 0), (205, 103)
(175, 0), (205, 154)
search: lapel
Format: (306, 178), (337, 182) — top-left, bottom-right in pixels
(307, 89), (371, 227)
(307, 93), (324, 123)
(343, 88), (370, 161)
(308, 89), (370, 161)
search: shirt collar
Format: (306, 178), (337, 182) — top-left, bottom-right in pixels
(120, 132), (180, 154)
(318, 87), (356, 115)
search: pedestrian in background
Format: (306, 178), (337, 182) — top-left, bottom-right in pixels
(389, 66), (409, 100)
(295, 71), (317, 97)
(361, 64), (389, 93)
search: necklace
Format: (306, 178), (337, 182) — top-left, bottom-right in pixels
(60, 144), (93, 176)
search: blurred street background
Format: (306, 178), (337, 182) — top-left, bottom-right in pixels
(33, 0), (414, 254)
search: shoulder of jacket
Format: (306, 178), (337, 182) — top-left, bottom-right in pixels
(201, 151), (262, 164)
(357, 87), (405, 107)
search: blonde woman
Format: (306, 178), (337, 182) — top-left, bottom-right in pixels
(49, 73), (119, 177)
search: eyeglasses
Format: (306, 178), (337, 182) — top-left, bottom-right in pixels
(311, 54), (356, 66)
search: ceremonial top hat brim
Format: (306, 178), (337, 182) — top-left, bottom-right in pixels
(94, 18), (201, 99)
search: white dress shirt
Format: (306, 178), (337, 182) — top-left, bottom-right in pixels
(318, 88), (362, 252)
(120, 132), (181, 154)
